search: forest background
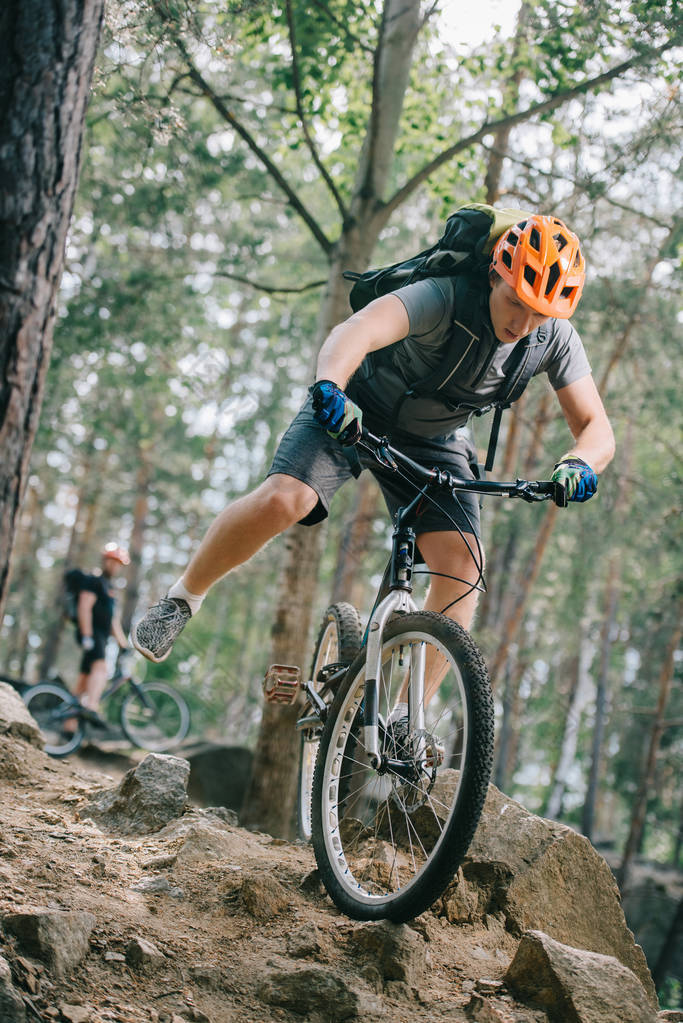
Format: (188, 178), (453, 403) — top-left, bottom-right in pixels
(0, 0), (681, 977)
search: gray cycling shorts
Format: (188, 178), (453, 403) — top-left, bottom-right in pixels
(267, 396), (481, 538)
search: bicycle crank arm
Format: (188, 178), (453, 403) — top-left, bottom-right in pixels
(296, 681), (329, 731)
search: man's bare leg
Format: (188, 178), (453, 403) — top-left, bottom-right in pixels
(132, 474), (319, 662)
(182, 474), (319, 595)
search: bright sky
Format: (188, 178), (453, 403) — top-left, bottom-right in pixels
(438, 0), (520, 47)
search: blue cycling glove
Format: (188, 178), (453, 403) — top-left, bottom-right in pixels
(311, 380), (363, 446)
(551, 456), (598, 503)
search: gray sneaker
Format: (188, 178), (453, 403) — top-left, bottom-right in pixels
(131, 596), (192, 663)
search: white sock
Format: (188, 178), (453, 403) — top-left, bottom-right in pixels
(167, 577), (204, 616)
(388, 702), (408, 725)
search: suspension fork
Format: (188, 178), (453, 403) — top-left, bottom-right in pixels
(363, 523), (420, 768)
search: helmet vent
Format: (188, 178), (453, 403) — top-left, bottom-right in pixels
(501, 250), (513, 270)
(523, 265), (537, 287)
(546, 262), (561, 293)
(508, 230), (520, 248)
(529, 227), (541, 251)
(554, 232), (568, 251)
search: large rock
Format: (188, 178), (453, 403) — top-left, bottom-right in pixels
(185, 743), (253, 813)
(258, 964), (367, 1021)
(505, 930), (658, 1023)
(0, 682), (42, 747)
(80, 753), (190, 834)
(0, 954), (26, 1022)
(350, 920), (428, 989)
(429, 776), (656, 1007)
(2, 909), (95, 979)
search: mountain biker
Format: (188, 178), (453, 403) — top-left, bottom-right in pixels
(131, 213), (615, 665)
(72, 543), (131, 724)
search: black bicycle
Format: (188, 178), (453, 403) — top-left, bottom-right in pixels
(265, 428), (566, 922)
(21, 652), (191, 757)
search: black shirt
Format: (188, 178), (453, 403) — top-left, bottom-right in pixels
(79, 574), (115, 634)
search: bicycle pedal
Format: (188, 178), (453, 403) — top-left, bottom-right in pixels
(263, 664), (302, 705)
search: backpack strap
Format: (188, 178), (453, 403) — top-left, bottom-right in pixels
(483, 322), (550, 472)
(380, 275), (490, 429)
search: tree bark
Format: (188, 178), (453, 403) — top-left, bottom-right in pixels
(331, 473), (382, 609)
(545, 611), (595, 819)
(240, 522), (326, 837)
(37, 447), (105, 679)
(0, 0), (105, 621)
(120, 449), (152, 635)
(616, 602), (682, 891)
(240, 0), (423, 837)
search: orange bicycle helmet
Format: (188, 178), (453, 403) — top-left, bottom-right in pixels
(101, 543), (130, 565)
(490, 214), (586, 318)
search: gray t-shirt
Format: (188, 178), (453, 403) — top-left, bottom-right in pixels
(350, 276), (592, 438)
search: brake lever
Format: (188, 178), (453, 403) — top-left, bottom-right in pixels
(360, 435), (398, 471)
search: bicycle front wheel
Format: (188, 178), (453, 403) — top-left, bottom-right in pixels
(120, 682), (190, 751)
(24, 683), (85, 757)
(311, 611), (494, 922)
(298, 602), (362, 841)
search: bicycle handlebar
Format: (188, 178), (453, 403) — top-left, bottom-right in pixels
(357, 429), (568, 508)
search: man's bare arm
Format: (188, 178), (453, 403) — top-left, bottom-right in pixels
(555, 376), (615, 473)
(316, 294), (410, 387)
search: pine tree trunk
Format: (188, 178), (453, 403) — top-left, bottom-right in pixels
(242, 0), (423, 838)
(582, 558), (619, 840)
(120, 451), (152, 635)
(240, 523), (325, 837)
(331, 474), (382, 609)
(37, 451), (104, 678)
(616, 603), (682, 891)
(0, 0), (105, 621)
(545, 612), (595, 819)
(581, 420), (634, 840)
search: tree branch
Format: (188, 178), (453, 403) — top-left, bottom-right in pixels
(284, 0), (348, 219)
(482, 143), (673, 228)
(167, 31), (333, 255)
(213, 270), (327, 294)
(382, 42), (679, 220)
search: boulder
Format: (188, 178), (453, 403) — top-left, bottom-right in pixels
(428, 776), (656, 1006)
(185, 743), (253, 813)
(258, 964), (367, 1021)
(350, 920), (428, 989)
(80, 753), (190, 834)
(0, 954), (26, 1023)
(2, 909), (95, 978)
(0, 682), (42, 747)
(505, 930), (658, 1023)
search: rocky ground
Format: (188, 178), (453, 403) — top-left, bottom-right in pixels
(0, 682), (679, 1023)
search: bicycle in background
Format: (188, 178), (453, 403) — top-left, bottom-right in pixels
(21, 651), (190, 757)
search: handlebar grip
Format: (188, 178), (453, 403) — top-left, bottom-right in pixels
(553, 481), (568, 508)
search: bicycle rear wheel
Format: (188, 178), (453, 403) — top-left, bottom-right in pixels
(298, 602), (362, 841)
(24, 683), (85, 757)
(120, 681), (190, 751)
(311, 611), (493, 922)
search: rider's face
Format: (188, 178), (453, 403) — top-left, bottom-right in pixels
(489, 275), (549, 344)
(102, 557), (124, 579)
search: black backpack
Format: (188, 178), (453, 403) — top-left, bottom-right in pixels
(344, 203), (549, 471)
(63, 568), (86, 624)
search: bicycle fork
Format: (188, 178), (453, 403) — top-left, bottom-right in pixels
(363, 518), (423, 769)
